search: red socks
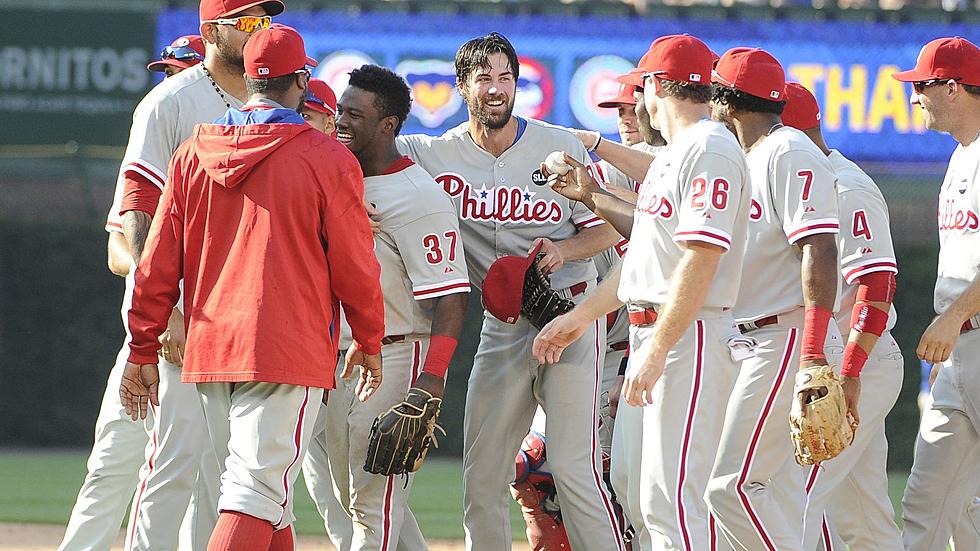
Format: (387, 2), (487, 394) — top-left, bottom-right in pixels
(208, 511), (273, 551)
(268, 526), (295, 551)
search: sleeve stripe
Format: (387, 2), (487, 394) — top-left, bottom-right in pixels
(844, 261), (898, 284)
(787, 222), (840, 242)
(413, 282), (471, 299)
(123, 161), (166, 190)
(574, 216), (605, 229)
(413, 278), (470, 293)
(673, 230), (732, 250)
(105, 221), (123, 233)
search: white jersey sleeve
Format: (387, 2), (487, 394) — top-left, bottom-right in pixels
(838, 189), (897, 284)
(772, 148), (839, 243)
(393, 210), (470, 300)
(118, 93), (180, 190)
(105, 175), (126, 233)
(674, 152), (746, 251)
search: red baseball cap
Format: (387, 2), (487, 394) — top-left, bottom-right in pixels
(305, 78), (337, 115)
(634, 34), (714, 86)
(892, 37), (980, 87)
(482, 241), (544, 324)
(598, 82), (637, 108)
(782, 82), (821, 130)
(713, 47), (786, 101)
(200, 0), (284, 21)
(244, 25), (314, 79)
(147, 35), (205, 72)
(617, 66), (646, 87)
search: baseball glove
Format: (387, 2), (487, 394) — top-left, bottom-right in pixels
(364, 387), (444, 476)
(789, 364), (856, 466)
(522, 255), (575, 330)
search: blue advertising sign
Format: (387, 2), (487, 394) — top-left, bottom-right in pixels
(158, 9), (973, 162)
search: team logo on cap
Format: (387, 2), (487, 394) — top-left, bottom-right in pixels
(258, 67), (270, 76)
(397, 59), (463, 129)
(569, 55), (634, 134)
(514, 56), (555, 120)
(313, 50), (378, 100)
(175, 37), (190, 47)
(690, 73), (702, 82)
(770, 90), (780, 99)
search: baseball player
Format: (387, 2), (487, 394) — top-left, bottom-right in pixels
(147, 35), (205, 78)
(121, 25), (385, 550)
(892, 36), (980, 551)
(702, 47), (842, 551)
(300, 77), (337, 135)
(396, 32), (625, 550)
(60, 2), (281, 549)
(781, 81), (904, 550)
(534, 34), (753, 551)
(305, 64), (470, 551)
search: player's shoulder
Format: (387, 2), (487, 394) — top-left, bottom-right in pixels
(136, 65), (207, 112)
(829, 150), (877, 195)
(523, 118), (583, 148)
(768, 127), (833, 169)
(372, 162), (455, 227)
(679, 120), (745, 165)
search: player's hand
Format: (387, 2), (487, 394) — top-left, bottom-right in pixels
(841, 375), (861, 428)
(119, 362), (160, 421)
(532, 310), (590, 364)
(542, 153), (601, 207)
(917, 312), (962, 364)
(159, 308), (185, 367)
(343, 347), (382, 402)
(623, 348), (665, 407)
(608, 374), (625, 419)
(365, 201), (381, 234)
(530, 238), (564, 275)
(411, 372), (445, 401)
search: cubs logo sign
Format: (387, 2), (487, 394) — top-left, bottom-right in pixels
(313, 50), (378, 99)
(569, 55), (635, 135)
(514, 56), (554, 120)
(436, 172), (563, 225)
(397, 59), (463, 129)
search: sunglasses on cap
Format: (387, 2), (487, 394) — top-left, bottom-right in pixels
(305, 90), (328, 109)
(203, 15), (272, 34)
(160, 45), (203, 62)
(912, 78), (960, 94)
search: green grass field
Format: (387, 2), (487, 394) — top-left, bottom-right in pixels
(0, 449), (911, 541)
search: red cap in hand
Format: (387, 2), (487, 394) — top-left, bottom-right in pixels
(482, 242), (544, 324)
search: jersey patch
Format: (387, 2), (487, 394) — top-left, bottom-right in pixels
(436, 172), (564, 225)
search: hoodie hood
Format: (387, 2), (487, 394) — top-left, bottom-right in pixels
(195, 107), (311, 189)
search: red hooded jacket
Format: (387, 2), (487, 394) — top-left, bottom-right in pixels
(127, 116), (384, 388)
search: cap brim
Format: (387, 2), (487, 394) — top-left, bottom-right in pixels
(303, 101), (335, 115)
(306, 56), (319, 68)
(891, 68), (934, 82)
(147, 59), (195, 72)
(597, 95), (637, 108)
(617, 73), (644, 86)
(222, 0), (285, 18)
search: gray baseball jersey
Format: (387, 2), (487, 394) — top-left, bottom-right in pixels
(734, 126), (840, 322)
(831, 149), (898, 334)
(397, 119), (603, 291)
(934, 138), (980, 315)
(592, 142), (665, 195)
(618, 120), (751, 309)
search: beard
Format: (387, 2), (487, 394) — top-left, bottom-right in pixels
(468, 94), (514, 130)
(213, 31), (245, 71)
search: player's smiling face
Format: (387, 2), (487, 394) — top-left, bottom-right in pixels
(910, 81), (952, 132)
(461, 52), (516, 130)
(336, 86), (385, 155)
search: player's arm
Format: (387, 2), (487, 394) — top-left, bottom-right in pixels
(533, 261), (625, 363)
(107, 231), (133, 276)
(574, 129), (654, 182)
(545, 154), (636, 238)
(797, 233), (840, 368)
(121, 171), (162, 263)
(413, 293), (469, 400)
(623, 242), (724, 406)
(919, 277), (980, 364)
(536, 223), (620, 275)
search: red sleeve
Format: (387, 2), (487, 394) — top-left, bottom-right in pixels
(120, 172), (164, 217)
(322, 151), (385, 355)
(127, 153), (186, 365)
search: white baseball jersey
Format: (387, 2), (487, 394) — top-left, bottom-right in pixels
(618, 120), (751, 309)
(831, 150), (898, 333)
(338, 159), (469, 348)
(734, 126), (840, 322)
(397, 118), (604, 292)
(592, 142), (665, 195)
(935, 137), (980, 315)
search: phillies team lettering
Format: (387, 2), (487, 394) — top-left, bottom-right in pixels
(938, 199), (979, 232)
(436, 172), (563, 224)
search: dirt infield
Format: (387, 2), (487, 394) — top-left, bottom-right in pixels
(0, 522), (530, 550)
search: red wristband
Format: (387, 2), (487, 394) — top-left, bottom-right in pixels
(850, 302), (888, 337)
(841, 341), (869, 378)
(422, 335), (458, 379)
(801, 306), (833, 361)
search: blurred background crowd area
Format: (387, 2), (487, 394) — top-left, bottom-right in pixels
(0, 0), (975, 471)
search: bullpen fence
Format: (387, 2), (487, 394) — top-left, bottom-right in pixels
(1, 6), (966, 470)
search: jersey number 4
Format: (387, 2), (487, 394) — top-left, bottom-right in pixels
(691, 177), (729, 210)
(423, 231), (458, 265)
(852, 210), (872, 240)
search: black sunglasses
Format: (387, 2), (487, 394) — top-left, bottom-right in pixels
(912, 78), (959, 94)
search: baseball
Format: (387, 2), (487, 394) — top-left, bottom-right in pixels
(544, 151), (572, 176)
